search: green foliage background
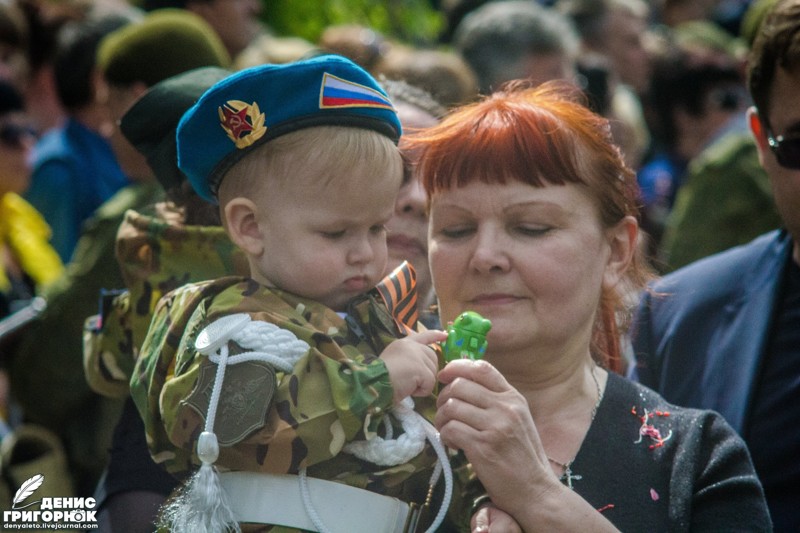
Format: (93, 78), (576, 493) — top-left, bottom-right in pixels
(262, 0), (445, 46)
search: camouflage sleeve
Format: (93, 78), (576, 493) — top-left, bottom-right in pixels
(321, 347), (394, 439)
(83, 291), (135, 398)
(130, 283), (210, 476)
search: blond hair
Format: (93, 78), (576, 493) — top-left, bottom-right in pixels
(218, 125), (402, 208)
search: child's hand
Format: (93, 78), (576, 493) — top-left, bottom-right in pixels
(381, 329), (447, 403)
(471, 503), (522, 533)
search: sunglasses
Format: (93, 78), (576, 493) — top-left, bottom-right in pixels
(0, 123), (36, 149)
(765, 126), (800, 170)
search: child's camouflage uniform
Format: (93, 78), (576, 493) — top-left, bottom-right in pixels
(129, 267), (443, 530)
(83, 207), (248, 398)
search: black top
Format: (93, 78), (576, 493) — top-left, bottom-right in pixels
(569, 373), (771, 532)
(746, 257), (800, 533)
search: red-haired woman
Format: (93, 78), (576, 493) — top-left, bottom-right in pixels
(410, 82), (771, 532)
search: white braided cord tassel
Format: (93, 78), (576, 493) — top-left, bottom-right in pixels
(160, 314), (307, 533)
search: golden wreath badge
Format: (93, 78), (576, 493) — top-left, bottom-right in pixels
(218, 100), (267, 149)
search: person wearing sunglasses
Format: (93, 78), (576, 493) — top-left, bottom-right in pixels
(0, 80), (63, 324)
(651, 20), (783, 273)
(630, 1), (800, 531)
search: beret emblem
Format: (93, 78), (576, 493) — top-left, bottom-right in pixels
(218, 100), (267, 149)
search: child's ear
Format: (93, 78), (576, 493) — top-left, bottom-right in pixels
(223, 197), (264, 256)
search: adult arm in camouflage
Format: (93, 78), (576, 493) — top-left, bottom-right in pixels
(83, 208), (248, 399)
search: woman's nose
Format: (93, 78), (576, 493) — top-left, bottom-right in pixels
(469, 229), (510, 273)
(395, 177), (426, 218)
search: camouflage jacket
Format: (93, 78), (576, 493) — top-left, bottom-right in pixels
(129, 270), (441, 513)
(83, 207), (248, 398)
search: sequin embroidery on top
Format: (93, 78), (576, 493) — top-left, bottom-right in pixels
(631, 406), (673, 449)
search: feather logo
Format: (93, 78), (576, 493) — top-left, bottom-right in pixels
(12, 474), (44, 509)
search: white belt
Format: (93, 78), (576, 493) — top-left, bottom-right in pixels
(219, 471), (414, 533)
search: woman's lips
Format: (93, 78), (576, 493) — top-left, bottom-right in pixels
(387, 234), (425, 258)
(470, 294), (522, 306)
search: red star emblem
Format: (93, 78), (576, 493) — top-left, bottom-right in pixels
(221, 104), (253, 139)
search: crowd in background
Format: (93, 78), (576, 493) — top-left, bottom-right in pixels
(0, 0), (794, 531)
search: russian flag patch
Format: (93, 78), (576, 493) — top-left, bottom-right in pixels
(319, 72), (395, 111)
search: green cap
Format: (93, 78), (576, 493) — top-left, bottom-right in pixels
(97, 9), (231, 87)
(673, 20), (748, 60)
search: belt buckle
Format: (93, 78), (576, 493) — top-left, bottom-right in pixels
(403, 502), (422, 533)
(403, 501), (434, 533)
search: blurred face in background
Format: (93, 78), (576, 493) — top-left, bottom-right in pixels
(0, 3), (31, 93)
(386, 100), (439, 304)
(0, 44), (29, 93)
(605, 7), (651, 93)
(189, 0), (262, 58)
(0, 112), (36, 195)
(98, 77), (151, 182)
(521, 52), (578, 88)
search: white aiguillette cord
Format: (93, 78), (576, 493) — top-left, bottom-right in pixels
(166, 313), (452, 533)
(160, 313), (308, 533)
(343, 396), (453, 533)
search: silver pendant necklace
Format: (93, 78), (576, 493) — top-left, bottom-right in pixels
(547, 363), (603, 490)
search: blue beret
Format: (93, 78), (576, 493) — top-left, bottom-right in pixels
(177, 54), (402, 203)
